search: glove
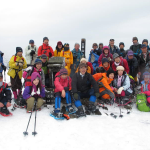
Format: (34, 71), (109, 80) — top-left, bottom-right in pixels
(19, 62), (23, 67)
(30, 50), (35, 56)
(25, 66), (32, 71)
(2, 65), (6, 71)
(95, 93), (100, 98)
(117, 87), (124, 94)
(49, 52), (52, 57)
(74, 93), (78, 100)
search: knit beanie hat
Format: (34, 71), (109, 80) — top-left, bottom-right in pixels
(113, 53), (119, 60)
(107, 69), (115, 77)
(80, 58), (87, 63)
(133, 37), (138, 41)
(142, 39), (148, 44)
(34, 58), (42, 64)
(59, 68), (68, 76)
(29, 40), (34, 44)
(102, 58), (109, 64)
(16, 47), (23, 54)
(116, 66), (125, 71)
(143, 72), (150, 76)
(43, 37), (49, 42)
(57, 41), (62, 46)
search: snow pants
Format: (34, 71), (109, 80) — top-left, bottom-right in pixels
(26, 97), (44, 111)
(0, 96), (9, 106)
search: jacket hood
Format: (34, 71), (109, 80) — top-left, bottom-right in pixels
(102, 46), (110, 55)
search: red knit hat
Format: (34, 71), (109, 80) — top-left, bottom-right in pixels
(57, 41), (62, 46)
(59, 68), (68, 75)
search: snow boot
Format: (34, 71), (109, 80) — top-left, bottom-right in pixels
(0, 106), (12, 117)
(85, 101), (96, 115)
(76, 106), (86, 118)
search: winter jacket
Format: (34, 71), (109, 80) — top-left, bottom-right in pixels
(119, 49), (126, 58)
(113, 73), (133, 94)
(99, 63), (112, 72)
(42, 61), (48, 75)
(0, 82), (11, 103)
(88, 51), (100, 73)
(138, 52), (150, 73)
(98, 49), (113, 65)
(72, 48), (84, 70)
(93, 48), (102, 56)
(112, 57), (129, 74)
(54, 72), (72, 93)
(130, 44), (142, 54)
(23, 67), (45, 86)
(8, 55), (27, 79)
(38, 43), (54, 58)
(93, 73), (114, 99)
(54, 46), (64, 57)
(25, 45), (38, 65)
(141, 80), (150, 95)
(71, 72), (99, 94)
(125, 56), (138, 78)
(0, 51), (5, 73)
(108, 45), (120, 55)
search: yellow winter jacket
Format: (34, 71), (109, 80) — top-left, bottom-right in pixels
(7, 55), (27, 79)
(60, 50), (73, 65)
(54, 48), (64, 57)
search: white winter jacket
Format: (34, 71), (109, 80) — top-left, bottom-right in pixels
(25, 45), (38, 65)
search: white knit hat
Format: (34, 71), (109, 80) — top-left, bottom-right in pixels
(80, 58), (87, 63)
(116, 66), (124, 71)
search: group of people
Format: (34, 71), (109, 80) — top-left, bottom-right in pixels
(0, 36), (150, 118)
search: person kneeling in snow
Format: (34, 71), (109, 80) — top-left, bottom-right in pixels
(72, 63), (100, 117)
(52, 68), (75, 118)
(0, 73), (12, 116)
(23, 72), (45, 113)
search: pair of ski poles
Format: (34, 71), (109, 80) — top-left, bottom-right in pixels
(23, 96), (38, 136)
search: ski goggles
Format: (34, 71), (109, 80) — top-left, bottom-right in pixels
(144, 75), (150, 79)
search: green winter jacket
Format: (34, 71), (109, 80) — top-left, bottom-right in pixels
(42, 61), (48, 75)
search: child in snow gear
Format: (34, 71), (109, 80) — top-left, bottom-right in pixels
(8, 47), (27, 101)
(71, 43), (84, 77)
(23, 58), (45, 87)
(72, 63), (100, 117)
(98, 46), (113, 65)
(112, 53), (129, 74)
(99, 58), (112, 73)
(108, 39), (120, 55)
(0, 51), (6, 73)
(60, 43), (73, 76)
(119, 42), (126, 58)
(0, 73), (12, 116)
(38, 37), (54, 58)
(51, 68), (75, 119)
(23, 72), (45, 112)
(54, 41), (64, 57)
(76, 58), (93, 74)
(25, 39), (38, 66)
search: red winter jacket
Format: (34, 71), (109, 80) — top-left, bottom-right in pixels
(112, 57), (129, 74)
(38, 43), (54, 58)
(54, 72), (72, 93)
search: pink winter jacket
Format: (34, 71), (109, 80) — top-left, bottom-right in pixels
(54, 72), (72, 93)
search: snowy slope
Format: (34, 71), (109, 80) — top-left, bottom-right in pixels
(0, 74), (150, 150)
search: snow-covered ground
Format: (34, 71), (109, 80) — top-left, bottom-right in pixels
(0, 73), (150, 150)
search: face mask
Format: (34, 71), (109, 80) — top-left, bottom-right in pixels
(0, 82), (2, 87)
(64, 47), (69, 51)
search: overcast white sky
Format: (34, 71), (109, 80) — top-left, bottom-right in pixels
(0, 0), (150, 62)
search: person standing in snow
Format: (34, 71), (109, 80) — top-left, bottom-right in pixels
(25, 39), (38, 66)
(54, 41), (64, 57)
(108, 39), (120, 55)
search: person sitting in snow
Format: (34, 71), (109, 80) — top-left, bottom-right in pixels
(23, 72), (45, 113)
(72, 63), (100, 117)
(0, 73), (12, 116)
(51, 68), (75, 118)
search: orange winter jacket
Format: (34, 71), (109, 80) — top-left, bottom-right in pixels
(60, 50), (73, 65)
(93, 73), (114, 100)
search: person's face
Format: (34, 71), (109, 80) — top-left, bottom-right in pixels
(133, 40), (138, 44)
(0, 77), (3, 82)
(33, 78), (39, 86)
(79, 67), (87, 75)
(58, 44), (62, 49)
(30, 43), (34, 47)
(61, 74), (68, 79)
(75, 44), (80, 50)
(128, 55), (133, 59)
(110, 41), (114, 46)
(36, 63), (42, 70)
(104, 49), (109, 54)
(99, 44), (103, 49)
(141, 47), (147, 53)
(41, 58), (47, 63)
(93, 45), (98, 49)
(143, 42), (148, 46)
(103, 62), (109, 68)
(109, 73), (114, 79)
(118, 70), (123, 76)
(17, 52), (22, 57)
(119, 45), (124, 49)
(115, 57), (120, 63)
(44, 40), (49, 45)
(81, 60), (87, 64)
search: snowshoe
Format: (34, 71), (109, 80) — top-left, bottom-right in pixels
(0, 106), (12, 117)
(66, 106), (76, 115)
(50, 111), (70, 120)
(75, 106), (86, 118)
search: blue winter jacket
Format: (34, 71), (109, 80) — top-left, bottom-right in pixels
(108, 45), (120, 55)
(0, 51), (4, 73)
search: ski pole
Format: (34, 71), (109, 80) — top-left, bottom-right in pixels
(119, 97), (123, 118)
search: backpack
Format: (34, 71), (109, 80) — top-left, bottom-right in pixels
(136, 93), (150, 112)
